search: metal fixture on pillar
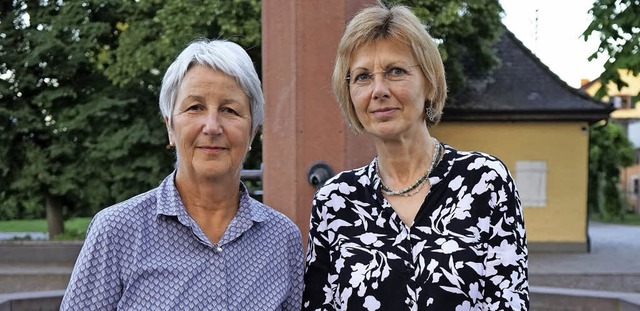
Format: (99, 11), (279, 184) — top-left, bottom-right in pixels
(307, 162), (335, 190)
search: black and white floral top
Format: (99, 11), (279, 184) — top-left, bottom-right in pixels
(303, 144), (529, 311)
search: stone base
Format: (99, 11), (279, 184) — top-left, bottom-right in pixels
(0, 291), (64, 311)
(531, 286), (640, 311)
(529, 241), (589, 253)
(0, 241), (82, 264)
(531, 274), (640, 294)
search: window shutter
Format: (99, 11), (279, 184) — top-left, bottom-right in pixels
(515, 161), (547, 207)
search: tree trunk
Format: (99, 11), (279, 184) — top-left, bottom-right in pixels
(46, 195), (64, 239)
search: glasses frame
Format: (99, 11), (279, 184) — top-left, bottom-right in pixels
(345, 64), (420, 85)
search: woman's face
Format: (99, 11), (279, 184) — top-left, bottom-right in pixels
(167, 65), (252, 182)
(349, 38), (430, 139)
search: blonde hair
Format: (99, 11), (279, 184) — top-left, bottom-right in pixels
(332, 4), (447, 132)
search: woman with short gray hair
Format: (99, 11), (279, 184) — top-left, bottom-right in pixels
(62, 39), (304, 310)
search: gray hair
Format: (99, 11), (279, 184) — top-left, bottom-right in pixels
(159, 39), (264, 136)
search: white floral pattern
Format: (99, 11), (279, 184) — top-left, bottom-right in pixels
(303, 144), (529, 310)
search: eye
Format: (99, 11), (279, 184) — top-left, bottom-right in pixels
(354, 72), (373, 83)
(386, 67), (408, 78)
(221, 106), (238, 115)
(185, 104), (204, 112)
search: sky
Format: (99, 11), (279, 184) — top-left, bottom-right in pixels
(499, 0), (607, 88)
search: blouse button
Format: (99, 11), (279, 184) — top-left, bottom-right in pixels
(213, 244), (223, 253)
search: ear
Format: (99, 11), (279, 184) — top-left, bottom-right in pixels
(249, 125), (261, 145)
(164, 116), (175, 146)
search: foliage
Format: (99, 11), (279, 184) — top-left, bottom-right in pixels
(0, 0), (503, 233)
(102, 0), (261, 86)
(384, 0), (505, 99)
(588, 122), (635, 219)
(0, 0), (174, 228)
(590, 211), (640, 226)
(0, 0), (264, 230)
(583, 0), (640, 98)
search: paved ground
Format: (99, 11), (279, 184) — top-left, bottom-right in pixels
(529, 221), (640, 293)
(530, 221), (640, 274)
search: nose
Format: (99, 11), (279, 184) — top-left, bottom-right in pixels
(371, 73), (390, 100)
(202, 111), (223, 135)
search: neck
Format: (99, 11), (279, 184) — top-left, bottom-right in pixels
(376, 135), (439, 193)
(174, 170), (241, 243)
(175, 169), (241, 208)
(375, 132), (434, 183)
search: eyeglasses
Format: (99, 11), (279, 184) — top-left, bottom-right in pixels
(346, 64), (419, 86)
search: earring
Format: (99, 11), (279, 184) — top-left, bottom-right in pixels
(425, 101), (436, 122)
(166, 141), (175, 149)
(249, 147), (252, 151)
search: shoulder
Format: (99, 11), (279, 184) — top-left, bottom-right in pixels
(448, 147), (513, 182)
(325, 164), (370, 185)
(250, 198), (301, 238)
(88, 187), (158, 236)
(314, 163), (372, 199)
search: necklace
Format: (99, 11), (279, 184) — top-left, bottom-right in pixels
(377, 138), (442, 197)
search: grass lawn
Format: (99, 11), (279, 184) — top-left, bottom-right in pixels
(590, 212), (640, 226)
(0, 217), (92, 233)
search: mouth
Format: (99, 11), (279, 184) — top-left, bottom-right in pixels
(372, 106), (397, 112)
(198, 145), (227, 153)
(371, 107), (398, 117)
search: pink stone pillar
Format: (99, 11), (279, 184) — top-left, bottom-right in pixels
(262, 0), (377, 243)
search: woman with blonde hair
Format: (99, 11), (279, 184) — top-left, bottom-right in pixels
(303, 3), (528, 310)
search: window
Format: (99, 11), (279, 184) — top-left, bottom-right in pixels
(633, 177), (639, 196)
(515, 161), (547, 207)
(609, 95), (634, 109)
(623, 96), (633, 109)
(611, 96), (622, 108)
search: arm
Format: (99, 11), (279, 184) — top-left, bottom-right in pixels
(302, 197), (334, 311)
(484, 168), (529, 310)
(283, 225), (305, 311)
(60, 213), (123, 311)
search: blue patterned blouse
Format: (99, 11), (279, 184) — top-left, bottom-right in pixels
(61, 171), (304, 310)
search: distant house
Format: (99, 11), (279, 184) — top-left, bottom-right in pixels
(581, 69), (640, 213)
(431, 29), (613, 252)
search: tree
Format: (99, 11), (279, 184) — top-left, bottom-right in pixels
(385, 0), (505, 99)
(0, 0), (264, 238)
(0, 0), (504, 238)
(0, 0), (173, 237)
(584, 0), (640, 98)
(588, 122), (635, 219)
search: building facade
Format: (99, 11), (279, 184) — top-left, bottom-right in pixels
(581, 69), (640, 213)
(436, 30), (612, 252)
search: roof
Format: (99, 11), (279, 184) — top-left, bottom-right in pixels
(443, 29), (613, 123)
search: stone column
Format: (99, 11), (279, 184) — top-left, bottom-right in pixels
(262, 0), (377, 243)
